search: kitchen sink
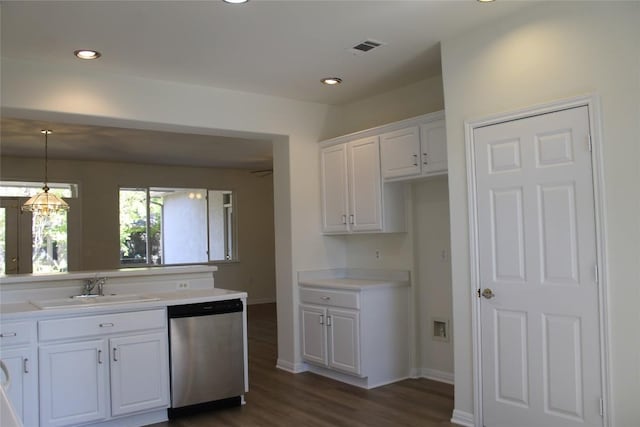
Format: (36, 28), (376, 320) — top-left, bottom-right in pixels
(30, 294), (160, 310)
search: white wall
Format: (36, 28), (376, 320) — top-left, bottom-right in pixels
(324, 75), (453, 380)
(322, 75), (445, 139)
(412, 176), (453, 380)
(163, 192), (208, 264)
(441, 2), (640, 424)
(0, 56), (353, 368)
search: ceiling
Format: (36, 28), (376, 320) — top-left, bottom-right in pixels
(0, 0), (530, 168)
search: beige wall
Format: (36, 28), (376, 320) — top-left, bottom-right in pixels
(1, 156), (277, 303)
(322, 75), (445, 139)
(441, 2), (640, 424)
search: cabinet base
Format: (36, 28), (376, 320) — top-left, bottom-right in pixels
(305, 363), (409, 390)
(168, 396), (242, 419)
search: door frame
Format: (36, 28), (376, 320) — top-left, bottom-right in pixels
(464, 94), (611, 427)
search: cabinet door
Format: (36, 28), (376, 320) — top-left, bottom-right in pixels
(110, 333), (170, 416)
(380, 126), (421, 179)
(420, 120), (448, 175)
(0, 347), (38, 427)
(39, 340), (108, 427)
(348, 136), (383, 232)
(300, 305), (327, 366)
(320, 144), (349, 233)
(327, 308), (361, 376)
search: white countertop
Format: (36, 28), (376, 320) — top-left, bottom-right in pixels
(0, 288), (246, 321)
(298, 277), (408, 290)
(297, 268), (410, 291)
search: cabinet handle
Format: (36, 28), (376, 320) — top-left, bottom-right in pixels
(99, 323), (114, 328)
(423, 152), (428, 165)
(321, 296), (331, 301)
(319, 315), (324, 325)
(0, 332), (17, 338)
(412, 154), (418, 166)
(341, 214), (347, 224)
(349, 214), (354, 224)
(98, 350), (103, 364)
(326, 316), (332, 327)
(23, 358), (29, 374)
(113, 348), (118, 362)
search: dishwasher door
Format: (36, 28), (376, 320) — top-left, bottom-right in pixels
(169, 301), (244, 409)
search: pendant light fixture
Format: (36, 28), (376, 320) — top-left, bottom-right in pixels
(21, 130), (70, 216)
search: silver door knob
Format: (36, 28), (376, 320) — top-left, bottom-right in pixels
(481, 288), (495, 299)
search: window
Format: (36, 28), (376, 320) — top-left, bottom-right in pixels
(119, 187), (235, 266)
(0, 181), (78, 274)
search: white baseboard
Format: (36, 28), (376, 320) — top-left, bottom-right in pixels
(419, 368), (454, 385)
(275, 358), (307, 373)
(247, 297), (276, 305)
(450, 409), (475, 427)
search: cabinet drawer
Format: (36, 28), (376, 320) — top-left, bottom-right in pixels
(300, 287), (360, 309)
(39, 309), (166, 341)
(0, 321), (36, 346)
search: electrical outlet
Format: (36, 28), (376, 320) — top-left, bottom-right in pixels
(176, 281), (190, 290)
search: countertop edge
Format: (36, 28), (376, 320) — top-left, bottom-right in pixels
(0, 289), (247, 321)
(0, 265), (218, 286)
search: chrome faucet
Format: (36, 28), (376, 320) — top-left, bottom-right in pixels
(83, 277), (107, 296)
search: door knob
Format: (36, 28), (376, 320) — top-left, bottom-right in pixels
(481, 288), (495, 299)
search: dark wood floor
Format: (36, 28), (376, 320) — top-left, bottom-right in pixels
(151, 303), (455, 427)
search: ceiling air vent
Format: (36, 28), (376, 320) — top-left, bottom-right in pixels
(349, 39), (386, 55)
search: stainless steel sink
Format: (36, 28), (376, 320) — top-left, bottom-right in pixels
(30, 294), (160, 309)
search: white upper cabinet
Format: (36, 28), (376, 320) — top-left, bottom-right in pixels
(379, 126), (421, 179)
(419, 119), (448, 175)
(320, 144), (349, 233)
(379, 112), (448, 181)
(347, 136), (383, 232)
(320, 136), (405, 235)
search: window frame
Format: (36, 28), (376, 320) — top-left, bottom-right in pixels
(118, 186), (238, 268)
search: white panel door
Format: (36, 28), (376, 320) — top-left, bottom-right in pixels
(327, 308), (361, 376)
(320, 144), (349, 233)
(380, 126), (421, 179)
(474, 106), (602, 427)
(39, 340), (108, 427)
(348, 136), (383, 232)
(300, 305), (327, 366)
(110, 333), (170, 416)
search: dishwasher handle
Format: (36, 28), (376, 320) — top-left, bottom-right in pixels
(168, 299), (243, 318)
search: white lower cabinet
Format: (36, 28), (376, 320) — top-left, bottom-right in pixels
(39, 340), (109, 427)
(300, 305), (361, 376)
(110, 333), (169, 417)
(0, 321), (39, 427)
(299, 283), (409, 388)
(38, 309), (169, 427)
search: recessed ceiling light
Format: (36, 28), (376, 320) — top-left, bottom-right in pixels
(321, 77), (342, 86)
(223, 0), (249, 4)
(74, 49), (101, 60)
(477, 0), (495, 2)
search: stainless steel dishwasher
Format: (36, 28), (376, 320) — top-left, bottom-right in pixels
(167, 299), (244, 417)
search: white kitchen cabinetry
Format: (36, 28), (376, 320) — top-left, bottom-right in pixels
(300, 303), (361, 376)
(320, 136), (405, 234)
(38, 309), (169, 427)
(299, 281), (409, 388)
(0, 321), (38, 427)
(379, 112), (447, 181)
